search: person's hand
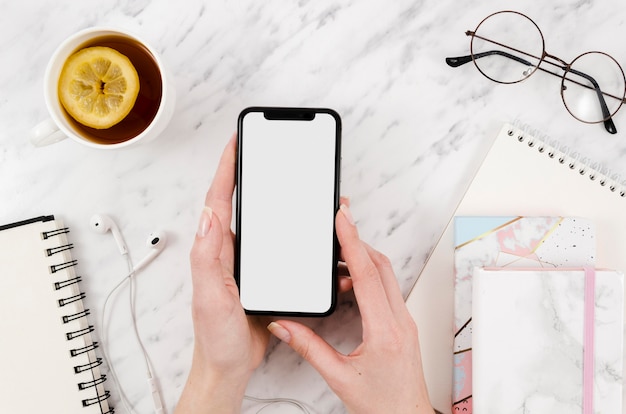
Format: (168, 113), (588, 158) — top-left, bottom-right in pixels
(176, 134), (270, 414)
(268, 204), (434, 414)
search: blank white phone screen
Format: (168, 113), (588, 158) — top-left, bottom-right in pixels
(238, 111), (338, 314)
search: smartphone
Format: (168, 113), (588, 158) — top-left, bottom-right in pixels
(235, 107), (341, 316)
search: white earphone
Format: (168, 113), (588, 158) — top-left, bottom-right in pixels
(90, 214), (129, 255)
(91, 214), (165, 414)
(130, 231), (167, 275)
(90, 214), (166, 274)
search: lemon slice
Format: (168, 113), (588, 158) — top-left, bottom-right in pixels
(58, 46), (139, 129)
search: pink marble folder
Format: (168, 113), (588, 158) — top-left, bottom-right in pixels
(452, 216), (596, 413)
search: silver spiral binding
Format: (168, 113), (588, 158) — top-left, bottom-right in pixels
(46, 226), (114, 414)
(511, 120), (626, 198)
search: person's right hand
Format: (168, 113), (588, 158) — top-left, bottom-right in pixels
(268, 204), (434, 413)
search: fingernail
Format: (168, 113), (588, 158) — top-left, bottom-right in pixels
(197, 207), (213, 238)
(267, 322), (291, 343)
(340, 204), (355, 225)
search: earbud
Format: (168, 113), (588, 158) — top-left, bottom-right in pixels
(131, 231), (167, 274)
(90, 214), (129, 255)
(93, 215), (166, 414)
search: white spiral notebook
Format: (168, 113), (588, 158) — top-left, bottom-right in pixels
(406, 123), (626, 413)
(0, 216), (112, 414)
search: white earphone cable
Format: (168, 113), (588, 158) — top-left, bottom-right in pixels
(126, 255), (156, 375)
(244, 395), (311, 413)
(100, 255), (139, 414)
(126, 255), (164, 414)
(100, 254), (162, 414)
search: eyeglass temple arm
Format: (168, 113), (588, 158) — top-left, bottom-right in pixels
(446, 50), (532, 68)
(445, 51), (618, 134)
(567, 67), (617, 134)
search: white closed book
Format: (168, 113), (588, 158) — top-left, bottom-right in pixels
(472, 268), (623, 414)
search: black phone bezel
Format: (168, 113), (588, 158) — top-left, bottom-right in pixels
(235, 106), (342, 317)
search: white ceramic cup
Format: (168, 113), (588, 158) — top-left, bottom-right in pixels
(30, 27), (176, 150)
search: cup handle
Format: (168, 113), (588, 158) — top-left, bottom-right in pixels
(30, 118), (68, 147)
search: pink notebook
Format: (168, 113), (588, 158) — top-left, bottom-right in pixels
(452, 216), (595, 413)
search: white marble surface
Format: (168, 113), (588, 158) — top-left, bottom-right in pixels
(2, 1), (626, 413)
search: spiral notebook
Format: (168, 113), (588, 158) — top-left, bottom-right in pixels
(405, 123), (626, 413)
(0, 216), (112, 414)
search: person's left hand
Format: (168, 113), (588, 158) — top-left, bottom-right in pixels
(176, 134), (270, 414)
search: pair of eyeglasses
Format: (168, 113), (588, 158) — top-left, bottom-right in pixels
(446, 10), (626, 134)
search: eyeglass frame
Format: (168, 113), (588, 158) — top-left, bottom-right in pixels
(446, 10), (626, 135)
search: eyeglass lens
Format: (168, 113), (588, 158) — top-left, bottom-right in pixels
(562, 52), (625, 124)
(470, 11), (544, 84)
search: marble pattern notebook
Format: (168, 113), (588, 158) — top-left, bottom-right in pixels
(452, 216), (595, 413)
(472, 268), (624, 414)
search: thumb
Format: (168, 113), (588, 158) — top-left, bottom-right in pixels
(189, 207), (224, 295)
(268, 320), (345, 379)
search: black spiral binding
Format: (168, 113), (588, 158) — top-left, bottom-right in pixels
(510, 121), (626, 198)
(66, 326), (96, 341)
(79, 374), (108, 390)
(50, 259), (79, 274)
(42, 226), (70, 239)
(54, 276), (82, 290)
(59, 292), (87, 307)
(83, 391), (112, 409)
(70, 342), (99, 357)
(62, 309), (90, 324)
(46, 225), (114, 414)
(75, 358), (104, 374)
